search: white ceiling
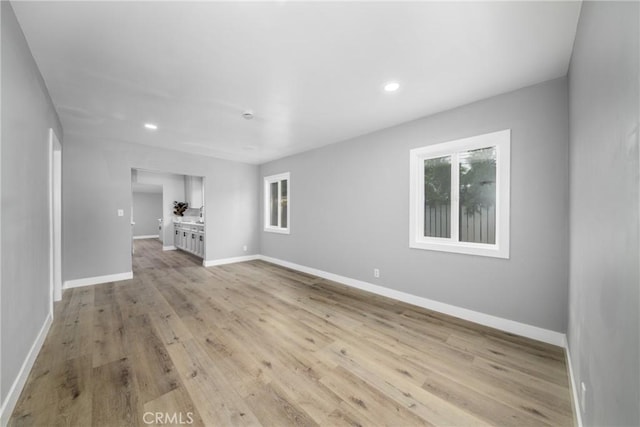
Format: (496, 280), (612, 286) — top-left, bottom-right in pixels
(12, 1), (581, 164)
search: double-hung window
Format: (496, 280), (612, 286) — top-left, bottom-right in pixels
(409, 130), (510, 258)
(264, 172), (290, 234)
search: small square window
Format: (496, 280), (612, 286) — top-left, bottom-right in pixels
(264, 172), (290, 234)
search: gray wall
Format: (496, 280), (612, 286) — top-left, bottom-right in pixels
(568, 2), (639, 426)
(185, 175), (204, 209)
(260, 77), (570, 332)
(1, 1), (63, 404)
(63, 137), (258, 281)
(132, 192), (162, 237)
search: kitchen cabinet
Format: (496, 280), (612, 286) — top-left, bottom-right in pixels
(173, 221), (205, 258)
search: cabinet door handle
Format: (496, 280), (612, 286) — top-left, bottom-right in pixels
(192, 234), (195, 239)
(183, 232), (186, 237)
(199, 235), (203, 242)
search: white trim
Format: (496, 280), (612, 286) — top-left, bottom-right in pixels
(0, 312), (53, 427)
(263, 227), (290, 235)
(48, 131), (54, 314)
(257, 255), (565, 347)
(409, 129), (510, 259)
(48, 129), (62, 306)
(564, 339), (584, 427)
(203, 255), (259, 267)
(133, 235), (159, 240)
(63, 272), (133, 289)
(162, 245), (177, 251)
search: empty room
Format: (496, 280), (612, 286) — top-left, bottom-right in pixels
(1, 1), (638, 426)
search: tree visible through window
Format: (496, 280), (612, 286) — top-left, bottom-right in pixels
(459, 147), (496, 244)
(410, 130), (510, 258)
(424, 156), (451, 238)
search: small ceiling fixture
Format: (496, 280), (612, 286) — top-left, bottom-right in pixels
(384, 81), (400, 92)
(144, 123), (158, 130)
(241, 111), (254, 120)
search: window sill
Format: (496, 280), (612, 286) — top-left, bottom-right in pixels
(264, 227), (290, 235)
(409, 239), (509, 259)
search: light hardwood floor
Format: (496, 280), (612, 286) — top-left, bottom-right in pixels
(10, 239), (575, 426)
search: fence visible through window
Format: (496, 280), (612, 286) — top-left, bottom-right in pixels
(424, 203), (496, 244)
(411, 130), (509, 257)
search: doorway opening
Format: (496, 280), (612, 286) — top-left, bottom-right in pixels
(130, 168), (206, 275)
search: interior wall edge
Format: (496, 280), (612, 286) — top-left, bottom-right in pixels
(566, 1), (640, 425)
(0, 312), (52, 427)
(564, 338), (584, 427)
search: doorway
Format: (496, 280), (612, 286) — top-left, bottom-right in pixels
(130, 168), (206, 274)
(131, 183), (163, 241)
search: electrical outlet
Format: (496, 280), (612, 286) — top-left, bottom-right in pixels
(373, 268), (380, 278)
(117, 209), (124, 217)
(580, 382), (586, 412)
(243, 245), (248, 252)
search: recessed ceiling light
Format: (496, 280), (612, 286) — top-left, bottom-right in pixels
(144, 123), (158, 130)
(384, 81), (400, 92)
(242, 111), (254, 120)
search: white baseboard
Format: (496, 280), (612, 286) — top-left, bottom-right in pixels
(564, 338), (583, 427)
(257, 255), (566, 347)
(163, 245), (176, 251)
(0, 312), (53, 427)
(63, 272), (133, 289)
(133, 235), (159, 240)
(203, 255), (259, 267)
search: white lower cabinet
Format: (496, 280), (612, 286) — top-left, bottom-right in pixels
(173, 222), (205, 258)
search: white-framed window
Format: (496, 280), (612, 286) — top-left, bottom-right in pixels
(409, 129), (510, 258)
(264, 172), (290, 234)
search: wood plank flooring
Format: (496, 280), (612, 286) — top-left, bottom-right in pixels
(9, 239), (575, 426)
